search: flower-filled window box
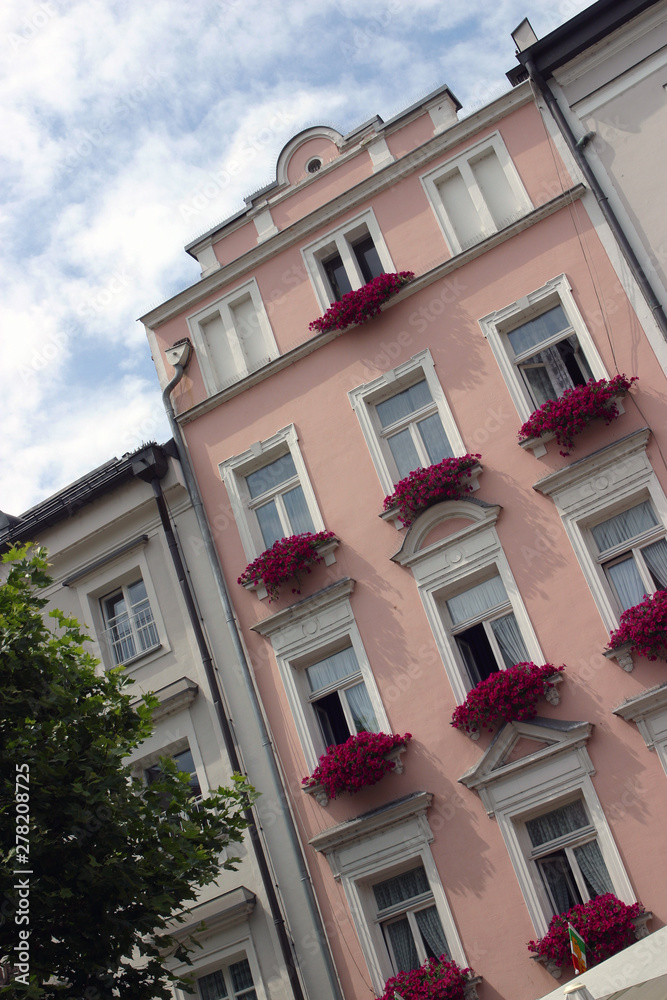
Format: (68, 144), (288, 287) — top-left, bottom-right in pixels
(301, 731), (410, 805)
(380, 957), (474, 1000)
(606, 589), (667, 663)
(518, 374), (637, 457)
(237, 531), (337, 602)
(528, 895), (649, 979)
(451, 663), (564, 740)
(382, 454), (482, 528)
(308, 271), (414, 335)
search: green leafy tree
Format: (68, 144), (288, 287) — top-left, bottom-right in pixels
(0, 546), (254, 999)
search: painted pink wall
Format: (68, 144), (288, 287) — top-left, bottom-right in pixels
(148, 95), (667, 1000)
(285, 136), (340, 185)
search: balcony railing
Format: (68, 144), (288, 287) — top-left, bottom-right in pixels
(103, 599), (159, 664)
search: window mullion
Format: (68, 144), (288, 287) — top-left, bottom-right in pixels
(458, 161), (495, 233)
(410, 424), (430, 468)
(274, 494), (291, 536)
(407, 910), (426, 964)
(565, 844), (592, 903)
(482, 618), (506, 670)
(512, 327), (576, 363)
(339, 237), (365, 291)
(220, 302), (246, 372)
(339, 689), (358, 734)
(246, 474), (300, 510)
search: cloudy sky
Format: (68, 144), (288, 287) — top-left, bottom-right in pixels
(2, 0), (595, 516)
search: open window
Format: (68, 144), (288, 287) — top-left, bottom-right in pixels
(591, 500), (667, 612)
(306, 645), (379, 750)
(372, 865), (451, 975)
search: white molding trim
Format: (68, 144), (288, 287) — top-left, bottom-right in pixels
(218, 424), (326, 563)
(478, 273), (608, 424)
(348, 349), (467, 498)
(420, 130), (533, 256)
(300, 206), (396, 312)
(250, 578), (389, 772)
(533, 428), (667, 632)
(186, 277), (279, 397)
(614, 683), (667, 777)
(459, 718), (636, 938)
(309, 791), (468, 993)
(276, 126), (344, 186)
(390, 500), (543, 704)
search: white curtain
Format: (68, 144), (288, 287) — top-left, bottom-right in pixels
(388, 428), (421, 479)
(282, 485), (315, 535)
(507, 305), (569, 355)
(592, 502), (657, 552)
(641, 539), (667, 588)
(376, 380), (433, 427)
(526, 800), (589, 847)
(386, 919), (419, 972)
(256, 500), (284, 548)
(246, 453), (297, 498)
(607, 558), (647, 611)
(373, 868), (430, 910)
(491, 613), (529, 666)
(538, 855), (576, 915)
(417, 414), (453, 465)
(574, 841), (614, 896)
(345, 683), (378, 733)
(415, 906), (449, 960)
(198, 971), (228, 1000)
(447, 576), (508, 625)
(306, 648), (359, 693)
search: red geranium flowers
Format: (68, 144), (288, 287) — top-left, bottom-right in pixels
(238, 531), (336, 602)
(309, 272), (414, 334)
(302, 731), (411, 800)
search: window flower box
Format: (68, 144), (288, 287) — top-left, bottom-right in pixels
(308, 271), (414, 335)
(606, 589), (667, 662)
(528, 895), (649, 979)
(237, 531), (337, 602)
(382, 454), (482, 528)
(379, 956), (474, 1000)
(603, 641), (635, 673)
(301, 731), (411, 803)
(518, 375), (637, 457)
(451, 663), (564, 741)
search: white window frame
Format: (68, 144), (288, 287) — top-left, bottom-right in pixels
(82, 550), (169, 673)
(459, 719), (636, 937)
(614, 684), (667, 778)
(101, 578), (160, 667)
(534, 428), (667, 632)
(219, 424), (325, 564)
(348, 350), (466, 496)
(392, 501), (543, 704)
(310, 792), (467, 995)
(173, 938), (267, 1000)
(301, 208), (395, 312)
(478, 274), (608, 424)
(251, 579), (389, 772)
(421, 131), (533, 256)
(186, 278), (279, 397)
(592, 500), (667, 612)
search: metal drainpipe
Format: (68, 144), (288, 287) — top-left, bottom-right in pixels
(143, 469), (306, 1000)
(523, 56), (667, 341)
(160, 368), (344, 1000)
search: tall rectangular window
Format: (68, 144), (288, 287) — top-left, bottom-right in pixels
(372, 866), (450, 974)
(306, 646), (378, 749)
(591, 500), (667, 611)
(375, 378), (453, 481)
(197, 958), (257, 1000)
(246, 452), (315, 549)
(102, 578), (159, 665)
(506, 304), (594, 408)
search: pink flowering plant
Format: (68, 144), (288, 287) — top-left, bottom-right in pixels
(308, 271), (414, 334)
(528, 894), (646, 969)
(607, 589), (667, 660)
(237, 530), (336, 602)
(451, 663), (564, 737)
(518, 375), (637, 456)
(302, 731), (411, 800)
(380, 957), (471, 1000)
(383, 454), (481, 527)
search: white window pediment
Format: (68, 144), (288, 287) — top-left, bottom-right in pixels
(614, 684), (667, 776)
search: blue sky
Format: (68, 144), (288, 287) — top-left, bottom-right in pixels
(2, 0), (595, 515)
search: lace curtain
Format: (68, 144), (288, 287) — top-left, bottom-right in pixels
(446, 576), (508, 625)
(490, 613), (529, 666)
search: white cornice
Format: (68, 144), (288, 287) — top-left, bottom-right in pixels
(309, 791), (433, 855)
(141, 84), (533, 329)
(614, 683), (667, 723)
(177, 184), (585, 423)
(251, 578), (355, 637)
(532, 428), (651, 498)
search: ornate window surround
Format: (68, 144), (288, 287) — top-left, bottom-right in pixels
(348, 349), (466, 498)
(534, 428), (667, 635)
(186, 278), (279, 397)
(300, 207), (395, 313)
(219, 424), (326, 565)
(309, 791), (468, 994)
(478, 273), (608, 426)
(392, 499), (543, 704)
(251, 579), (389, 773)
(614, 684), (667, 777)
(459, 718), (636, 938)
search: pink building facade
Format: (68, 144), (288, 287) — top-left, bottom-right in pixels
(142, 63), (667, 1000)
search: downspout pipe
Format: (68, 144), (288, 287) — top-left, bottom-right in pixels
(160, 369), (344, 1000)
(141, 465), (306, 1000)
(523, 56), (667, 341)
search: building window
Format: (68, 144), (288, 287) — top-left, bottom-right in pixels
(306, 645), (379, 750)
(302, 208), (395, 311)
(144, 746), (203, 804)
(102, 578), (159, 665)
(186, 279), (279, 396)
(421, 132), (532, 255)
(442, 575), (530, 687)
(220, 425), (325, 563)
(245, 451), (315, 549)
(591, 501), (667, 611)
(197, 958), (257, 1000)
(252, 579), (389, 772)
(373, 866), (451, 974)
(479, 274), (607, 424)
(524, 800), (614, 917)
(349, 350), (466, 496)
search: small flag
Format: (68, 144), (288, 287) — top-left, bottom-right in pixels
(569, 922), (587, 974)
